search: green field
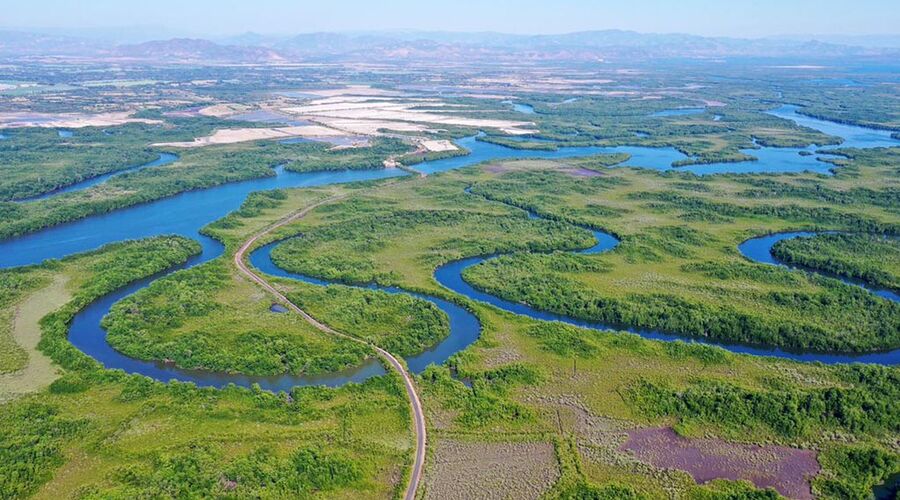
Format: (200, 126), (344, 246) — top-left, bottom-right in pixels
(229, 148), (898, 498)
(0, 63), (898, 499)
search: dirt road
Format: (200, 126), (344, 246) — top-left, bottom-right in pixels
(232, 194), (426, 500)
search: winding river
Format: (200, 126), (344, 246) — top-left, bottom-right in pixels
(0, 104), (898, 389)
(434, 200), (900, 367)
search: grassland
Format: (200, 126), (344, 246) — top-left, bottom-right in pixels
(236, 148), (898, 498)
(102, 186), (453, 376)
(0, 269), (52, 375)
(0, 209), (415, 498)
(1, 68), (899, 499)
(1, 147), (896, 499)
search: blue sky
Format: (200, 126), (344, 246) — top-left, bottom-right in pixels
(3, 0), (898, 37)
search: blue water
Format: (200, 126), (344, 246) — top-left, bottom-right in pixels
(419, 105), (898, 177)
(501, 136), (558, 143)
(0, 166), (406, 269)
(66, 235), (387, 391)
(0, 101), (898, 389)
(57, 130), (73, 138)
(738, 232), (899, 302)
(804, 78), (863, 87)
(229, 110), (312, 127)
(419, 133), (853, 176)
(873, 472), (900, 500)
(415, 135), (691, 175)
(512, 103), (536, 114)
(769, 105), (899, 149)
(435, 198), (900, 366)
(15, 153), (179, 203)
(279, 137), (313, 145)
(651, 108), (706, 117)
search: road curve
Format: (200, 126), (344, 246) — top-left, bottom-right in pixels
(233, 194), (426, 500)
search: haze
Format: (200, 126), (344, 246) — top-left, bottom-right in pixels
(3, 0), (899, 38)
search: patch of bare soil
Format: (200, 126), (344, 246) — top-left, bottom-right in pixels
(282, 94), (537, 135)
(424, 440), (559, 499)
(534, 395), (687, 497)
(197, 103), (250, 117)
(151, 124), (348, 147)
(484, 163), (516, 174)
(420, 140), (458, 153)
(567, 167), (604, 177)
(0, 276), (68, 400)
(0, 111), (160, 129)
(621, 427), (819, 499)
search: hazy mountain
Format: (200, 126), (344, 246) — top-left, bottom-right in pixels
(27, 25), (188, 44)
(270, 30), (900, 61)
(1, 29), (897, 63)
(215, 31), (290, 47)
(0, 30), (104, 56)
(114, 38), (286, 63)
(770, 34), (900, 49)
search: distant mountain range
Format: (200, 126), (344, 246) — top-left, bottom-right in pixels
(1, 29), (898, 64)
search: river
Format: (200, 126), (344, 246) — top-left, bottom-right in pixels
(0, 104), (897, 389)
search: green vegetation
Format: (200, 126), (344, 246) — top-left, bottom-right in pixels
(37, 237), (203, 372)
(420, 364), (538, 428)
(260, 151), (897, 497)
(0, 127), (157, 201)
(486, 93), (847, 165)
(282, 137), (411, 172)
(814, 445), (899, 499)
(0, 270), (49, 373)
(465, 251), (899, 351)
(477, 135), (560, 151)
(269, 208), (594, 286)
(626, 363), (899, 438)
(772, 233), (900, 291)
(0, 134), (410, 240)
(0, 232), (412, 497)
(0, 401), (87, 498)
(2, 67), (900, 499)
(0, 117), (252, 201)
(101, 254), (451, 375)
(457, 166), (898, 352)
(287, 283), (448, 357)
(1, 373), (410, 498)
(398, 146), (469, 165)
(102, 259), (373, 376)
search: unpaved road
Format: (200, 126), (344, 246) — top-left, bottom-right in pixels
(233, 194), (426, 500)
